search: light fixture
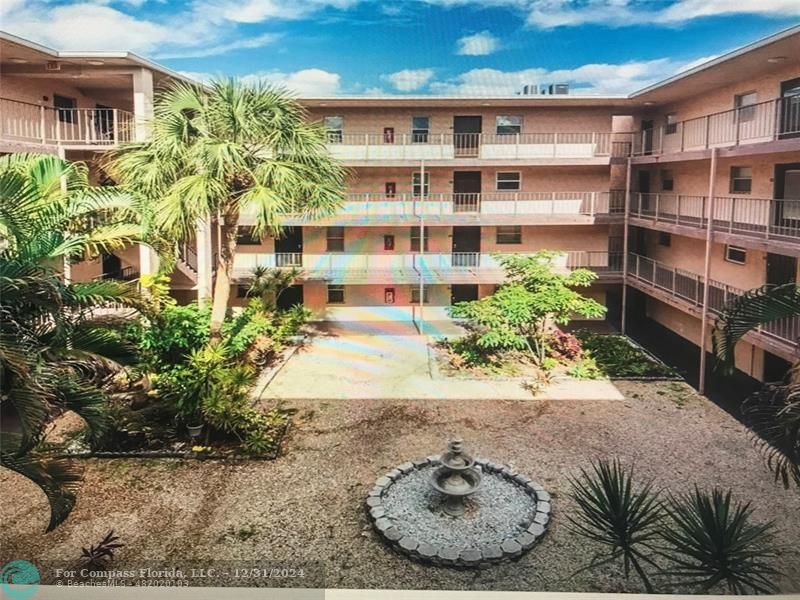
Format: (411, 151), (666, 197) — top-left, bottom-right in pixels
(481, 102), (491, 106)
(86, 59), (105, 66)
(8, 57), (28, 63)
(643, 101), (655, 106)
(767, 56), (787, 63)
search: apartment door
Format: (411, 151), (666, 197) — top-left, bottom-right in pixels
(274, 226), (303, 266)
(452, 226), (480, 266)
(102, 253), (121, 279)
(779, 77), (800, 139)
(277, 284), (304, 310)
(763, 351), (791, 382)
(638, 170), (651, 212)
(451, 284), (479, 304)
(453, 171), (481, 213)
(766, 253), (796, 286)
(774, 163), (800, 233)
(641, 119), (654, 155)
(95, 103), (114, 140)
(453, 116), (482, 157)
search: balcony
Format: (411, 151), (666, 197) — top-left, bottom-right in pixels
(275, 191), (625, 226)
(630, 96), (800, 158)
(325, 132), (614, 163)
(626, 252), (799, 358)
(0, 97), (135, 148)
(233, 251), (622, 284)
(630, 193), (800, 253)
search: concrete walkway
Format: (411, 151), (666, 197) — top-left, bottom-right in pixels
(258, 321), (625, 401)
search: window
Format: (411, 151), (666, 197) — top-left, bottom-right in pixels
(661, 169), (674, 191)
(411, 286), (430, 304)
(327, 285), (345, 304)
(385, 182), (396, 197)
(326, 226), (345, 252)
(410, 226), (429, 252)
(735, 91), (758, 122)
(496, 225), (522, 244)
(383, 235), (395, 251)
(236, 226), (261, 245)
(323, 116), (343, 143)
(730, 166), (752, 194)
(411, 116), (430, 143)
(665, 113), (678, 135)
(236, 285), (250, 298)
(412, 171), (430, 197)
(658, 232), (672, 247)
(496, 171), (521, 191)
(53, 94), (76, 123)
(496, 115), (522, 135)
(725, 245), (747, 265)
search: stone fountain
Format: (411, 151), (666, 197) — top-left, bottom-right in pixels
(365, 438), (551, 568)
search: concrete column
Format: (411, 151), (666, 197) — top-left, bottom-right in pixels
(620, 157), (632, 334)
(698, 148), (718, 394)
(196, 219), (214, 304)
(59, 146), (71, 284)
(131, 68), (154, 142)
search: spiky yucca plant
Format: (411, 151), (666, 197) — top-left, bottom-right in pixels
(566, 459), (663, 592)
(660, 488), (781, 594)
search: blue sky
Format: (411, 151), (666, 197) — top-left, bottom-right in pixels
(2, 1), (799, 96)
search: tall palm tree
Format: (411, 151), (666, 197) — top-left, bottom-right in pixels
(0, 153), (143, 530)
(105, 79), (347, 341)
(713, 283), (800, 488)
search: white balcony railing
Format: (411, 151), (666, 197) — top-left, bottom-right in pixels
(631, 95), (800, 156)
(325, 132), (614, 161)
(233, 251), (622, 281)
(279, 191), (625, 222)
(0, 97), (135, 146)
(631, 193), (800, 243)
(627, 252), (800, 348)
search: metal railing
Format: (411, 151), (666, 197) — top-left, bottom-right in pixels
(631, 95), (800, 156)
(286, 191), (626, 220)
(233, 251), (622, 279)
(325, 131), (614, 160)
(626, 252), (800, 348)
(630, 193), (800, 243)
(0, 97), (135, 146)
(178, 243), (198, 271)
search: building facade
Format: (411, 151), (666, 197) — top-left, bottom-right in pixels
(1, 26), (799, 388)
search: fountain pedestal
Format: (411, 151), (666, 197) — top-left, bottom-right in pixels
(429, 439), (482, 516)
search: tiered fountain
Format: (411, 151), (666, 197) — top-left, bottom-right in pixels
(365, 438), (551, 568)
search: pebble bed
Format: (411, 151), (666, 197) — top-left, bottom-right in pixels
(366, 455), (551, 568)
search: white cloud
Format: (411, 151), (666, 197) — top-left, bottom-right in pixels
(381, 68), (436, 92)
(155, 33), (281, 59)
(240, 68), (342, 96)
(456, 31), (500, 56)
(428, 57), (689, 96)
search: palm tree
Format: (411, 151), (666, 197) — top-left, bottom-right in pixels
(713, 283), (800, 488)
(105, 79), (347, 341)
(0, 153), (143, 530)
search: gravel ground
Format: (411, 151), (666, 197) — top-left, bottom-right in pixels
(2, 380), (800, 593)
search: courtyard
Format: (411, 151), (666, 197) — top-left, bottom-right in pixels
(2, 381), (799, 593)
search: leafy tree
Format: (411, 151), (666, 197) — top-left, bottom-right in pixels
(449, 251), (606, 364)
(247, 265), (302, 312)
(0, 153), (142, 531)
(713, 284), (800, 488)
(105, 79), (347, 342)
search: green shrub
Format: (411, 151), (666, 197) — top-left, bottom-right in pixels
(138, 302), (211, 369)
(568, 356), (603, 379)
(574, 330), (676, 378)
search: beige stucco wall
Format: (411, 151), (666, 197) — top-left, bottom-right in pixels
(2, 74), (134, 111)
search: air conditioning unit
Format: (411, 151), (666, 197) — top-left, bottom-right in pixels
(549, 83), (569, 95)
(521, 84), (539, 95)
(46, 61), (61, 71)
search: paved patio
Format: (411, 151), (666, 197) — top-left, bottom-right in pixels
(258, 321), (624, 401)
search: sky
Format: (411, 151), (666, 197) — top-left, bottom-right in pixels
(1, 1), (799, 96)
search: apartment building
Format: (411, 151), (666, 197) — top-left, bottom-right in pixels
(2, 26), (798, 388)
(0, 31), (207, 302)
(622, 26), (800, 389)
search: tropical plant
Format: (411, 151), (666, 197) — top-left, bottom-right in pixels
(566, 459), (663, 592)
(0, 153), (143, 531)
(713, 284), (800, 488)
(80, 530), (125, 569)
(105, 78), (347, 342)
(659, 488), (781, 594)
(450, 252), (606, 364)
(247, 265), (302, 312)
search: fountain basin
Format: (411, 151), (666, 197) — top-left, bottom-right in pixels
(366, 455), (551, 568)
